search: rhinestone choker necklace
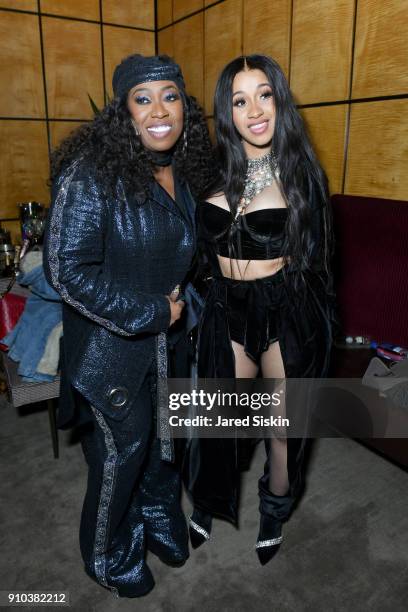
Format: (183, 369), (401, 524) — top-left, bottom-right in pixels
(247, 151), (276, 172)
(236, 151), (278, 218)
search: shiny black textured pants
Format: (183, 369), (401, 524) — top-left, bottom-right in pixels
(78, 368), (189, 598)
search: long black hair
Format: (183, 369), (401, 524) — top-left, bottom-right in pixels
(209, 54), (332, 282)
(50, 86), (215, 201)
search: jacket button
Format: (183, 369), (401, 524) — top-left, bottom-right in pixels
(108, 387), (128, 407)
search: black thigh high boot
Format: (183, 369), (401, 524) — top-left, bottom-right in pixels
(256, 437), (305, 565)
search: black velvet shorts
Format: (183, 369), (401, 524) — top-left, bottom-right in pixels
(221, 271), (284, 353)
(198, 267), (334, 378)
(227, 290), (279, 347)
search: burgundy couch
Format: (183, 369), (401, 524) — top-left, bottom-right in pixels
(332, 194), (408, 346)
(330, 194), (408, 468)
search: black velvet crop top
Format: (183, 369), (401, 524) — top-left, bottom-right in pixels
(197, 201), (288, 260)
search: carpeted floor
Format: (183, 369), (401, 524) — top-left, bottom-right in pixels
(0, 394), (407, 612)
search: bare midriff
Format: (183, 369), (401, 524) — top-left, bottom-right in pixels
(217, 255), (287, 281)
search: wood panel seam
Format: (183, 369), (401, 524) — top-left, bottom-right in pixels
(341, 0), (359, 194)
(99, 0), (106, 103)
(37, 0), (50, 159)
(0, 7), (155, 31)
(288, 0), (293, 87)
(157, 0), (227, 31)
(154, 0), (158, 54)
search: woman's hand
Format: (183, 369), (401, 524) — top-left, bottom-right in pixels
(166, 294), (185, 326)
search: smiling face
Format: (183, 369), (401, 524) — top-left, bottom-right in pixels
(127, 80), (184, 151)
(232, 68), (276, 158)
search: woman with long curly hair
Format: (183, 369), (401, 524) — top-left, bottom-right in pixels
(44, 54), (213, 598)
(184, 55), (335, 564)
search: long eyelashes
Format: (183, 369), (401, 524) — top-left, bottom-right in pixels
(135, 96), (149, 105)
(233, 90), (273, 108)
(134, 93), (180, 105)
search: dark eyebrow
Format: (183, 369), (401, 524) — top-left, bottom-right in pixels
(232, 83), (272, 96)
(132, 84), (178, 94)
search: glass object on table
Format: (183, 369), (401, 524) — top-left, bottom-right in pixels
(0, 223), (14, 277)
(18, 202), (47, 245)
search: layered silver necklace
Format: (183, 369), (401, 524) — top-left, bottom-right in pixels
(236, 151), (279, 219)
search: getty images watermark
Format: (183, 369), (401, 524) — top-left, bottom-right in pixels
(157, 377), (408, 439)
(168, 387), (288, 429)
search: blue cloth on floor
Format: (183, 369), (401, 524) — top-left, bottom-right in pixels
(1, 263), (62, 382)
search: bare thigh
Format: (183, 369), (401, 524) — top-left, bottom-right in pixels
(231, 340), (259, 378)
(260, 340), (285, 379)
(232, 338), (289, 493)
(231, 339), (285, 380)
(260, 341), (287, 427)
(261, 341), (289, 494)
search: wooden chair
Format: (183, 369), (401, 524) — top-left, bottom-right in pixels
(1, 352), (60, 458)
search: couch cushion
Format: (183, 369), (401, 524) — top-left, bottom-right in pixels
(332, 194), (408, 346)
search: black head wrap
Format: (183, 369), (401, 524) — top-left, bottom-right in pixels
(112, 54), (186, 99)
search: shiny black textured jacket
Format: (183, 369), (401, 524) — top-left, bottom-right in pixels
(44, 157), (196, 427)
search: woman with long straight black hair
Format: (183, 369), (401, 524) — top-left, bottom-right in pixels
(184, 54), (335, 564)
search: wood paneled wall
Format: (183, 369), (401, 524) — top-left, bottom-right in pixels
(158, 0), (408, 200)
(1, 0), (407, 244)
(0, 1), (154, 241)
